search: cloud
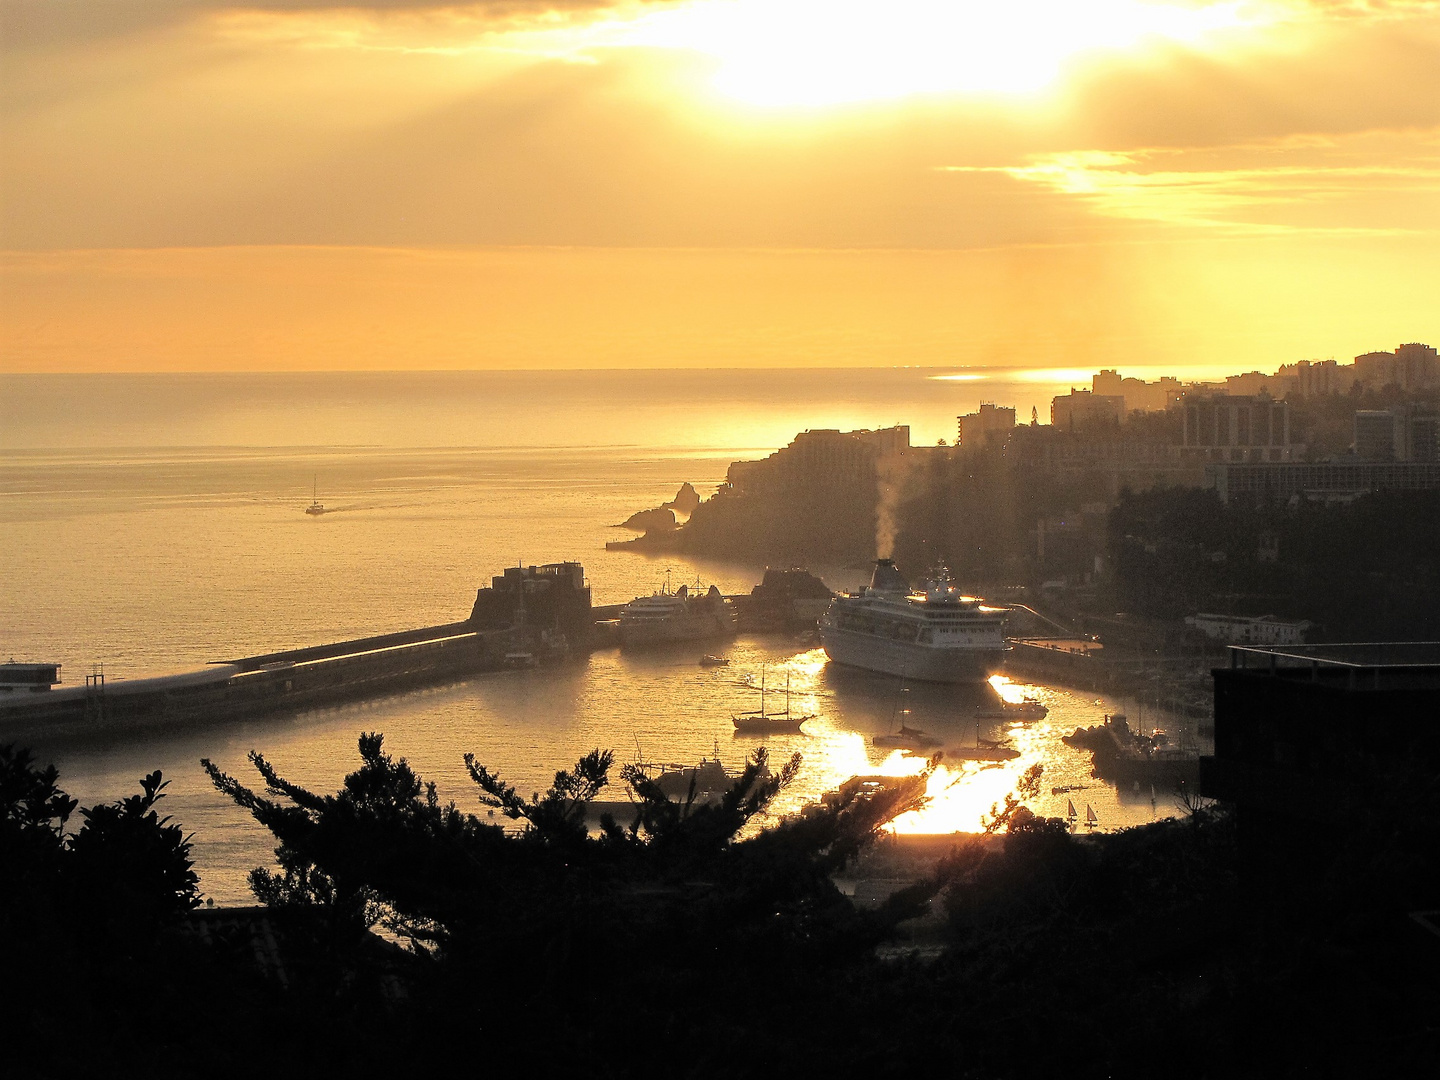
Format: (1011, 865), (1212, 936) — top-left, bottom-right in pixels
(0, 1), (655, 53)
(940, 128), (1440, 234)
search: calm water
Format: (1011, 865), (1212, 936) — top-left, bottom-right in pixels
(2, 369), (1187, 902)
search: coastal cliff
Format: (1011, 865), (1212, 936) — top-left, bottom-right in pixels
(608, 426), (916, 562)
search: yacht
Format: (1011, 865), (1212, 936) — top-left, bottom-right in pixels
(305, 475), (326, 516)
(618, 577), (736, 647)
(819, 560), (1006, 683)
(731, 668), (813, 734)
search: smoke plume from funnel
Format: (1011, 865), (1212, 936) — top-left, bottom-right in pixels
(875, 451), (912, 560)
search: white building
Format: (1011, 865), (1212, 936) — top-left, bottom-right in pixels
(1185, 613), (1311, 646)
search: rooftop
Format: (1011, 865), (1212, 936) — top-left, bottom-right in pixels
(1227, 642), (1440, 671)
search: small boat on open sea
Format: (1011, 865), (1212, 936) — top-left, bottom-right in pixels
(699, 654), (730, 667)
(305, 475), (326, 516)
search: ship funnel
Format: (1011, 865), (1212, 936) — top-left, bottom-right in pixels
(869, 558), (910, 594)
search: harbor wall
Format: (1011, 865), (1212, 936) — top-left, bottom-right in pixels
(0, 623), (513, 742)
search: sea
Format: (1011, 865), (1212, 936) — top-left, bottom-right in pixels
(1, 368), (1194, 903)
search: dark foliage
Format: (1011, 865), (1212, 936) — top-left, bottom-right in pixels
(9, 733), (1437, 1077)
(0, 745), (214, 1075)
(1109, 487), (1440, 637)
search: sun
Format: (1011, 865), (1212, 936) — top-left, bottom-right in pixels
(613, 0), (1252, 107)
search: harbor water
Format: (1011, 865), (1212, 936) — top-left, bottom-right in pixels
(1, 369), (1197, 903)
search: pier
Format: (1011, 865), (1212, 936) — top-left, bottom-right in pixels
(0, 562), (597, 741)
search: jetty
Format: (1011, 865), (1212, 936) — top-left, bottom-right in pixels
(0, 562), (593, 741)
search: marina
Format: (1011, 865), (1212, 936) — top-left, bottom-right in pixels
(1, 419), (1208, 908)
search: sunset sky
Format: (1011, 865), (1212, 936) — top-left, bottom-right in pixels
(2, 0), (1438, 372)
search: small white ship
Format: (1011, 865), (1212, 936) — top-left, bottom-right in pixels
(618, 577), (736, 647)
(819, 560), (1006, 683)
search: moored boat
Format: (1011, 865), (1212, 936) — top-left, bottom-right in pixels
(872, 724), (940, 751)
(619, 577), (736, 647)
(973, 696), (1048, 721)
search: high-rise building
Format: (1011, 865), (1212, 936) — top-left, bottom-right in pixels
(1354, 410), (1397, 461)
(956, 403), (1016, 448)
(1357, 404), (1440, 462)
(1052, 389), (1124, 430)
(1355, 343), (1438, 391)
(1182, 395), (1297, 462)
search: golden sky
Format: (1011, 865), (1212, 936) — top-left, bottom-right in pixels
(2, 0), (1438, 372)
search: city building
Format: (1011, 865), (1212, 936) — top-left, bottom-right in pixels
(1354, 405), (1440, 462)
(1006, 425), (1206, 497)
(1092, 370), (1182, 413)
(1354, 343), (1438, 392)
(1182, 395), (1299, 463)
(1051, 389), (1124, 430)
(1201, 643), (1440, 849)
(1207, 460), (1440, 503)
(1184, 613), (1311, 646)
(1279, 359), (1347, 397)
(1354, 410), (1398, 461)
(726, 426), (911, 497)
(956, 403), (1015, 449)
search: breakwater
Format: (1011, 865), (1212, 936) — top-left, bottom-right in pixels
(0, 621), (514, 742)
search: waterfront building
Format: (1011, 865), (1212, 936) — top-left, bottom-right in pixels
(0, 662), (62, 692)
(470, 562), (593, 641)
(956, 403), (1015, 449)
(1184, 613), (1311, 646)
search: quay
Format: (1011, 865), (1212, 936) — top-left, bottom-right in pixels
(0, 561), (833, 741)
(0, 562), (594, 741)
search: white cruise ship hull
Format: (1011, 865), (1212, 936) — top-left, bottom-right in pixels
(619, 611), (735, 648)
(821, 626), (1004, 683)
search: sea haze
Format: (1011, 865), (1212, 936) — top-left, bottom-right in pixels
(0, 367), (1073, 450)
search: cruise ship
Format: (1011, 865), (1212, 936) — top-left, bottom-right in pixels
(819, 560), (1006, 682)
(618, 581), (736, 647)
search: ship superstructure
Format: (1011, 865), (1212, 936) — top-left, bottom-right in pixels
(619, 579), (736, 647)
(820, 560), (1006, 682)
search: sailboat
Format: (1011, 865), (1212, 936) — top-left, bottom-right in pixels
(872, 683), (938, 750)
(732, 668), (813, 734)
(1067, 799), (1078, 819)
(1084, 803), (1098, 829)
(305, 475), (326, 516)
